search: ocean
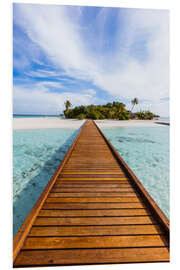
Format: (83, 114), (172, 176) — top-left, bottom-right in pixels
(13, 128), (78, 236)
(13, 125), (169, 236)
(102, 126), (169, 218)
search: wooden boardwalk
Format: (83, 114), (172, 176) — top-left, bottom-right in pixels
(13, 120), (169, 267)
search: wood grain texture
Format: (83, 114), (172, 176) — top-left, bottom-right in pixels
(46, 197), (141, 203)
(53, 184), (132, 188)
(48, 192), (137, 197)
(56, 177), (129, 181)
(94, 121), (170, 237)
(13, 119), (169, 267)
(13, 120), (88, 262)
(29, 224), (164, 237)
(51, 187), (134, 192)
(38, 208), (150, 217)
(34, 216), (156, 226)
(14, 248), (169, 267)
(23, 234), (168, 250)
(42, 202), (146, 209)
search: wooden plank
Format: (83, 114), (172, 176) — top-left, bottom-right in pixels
(62, 169), (124, 171)
(34, 216), (155, 226)
(94, 121), (170, 237)
(14, 247), (169, 266)
(13, 119), (169, 267)
(48, 192), (137, 198)
(73, 146), (109, 149)
(42, 202), (146, 209)
(38, 208), (150, 217)
(61, 172), (124, 174)
(13, 121), (87, 261)
(59, 174), (126, 178)
(67, 161), (118, 163)
(63, 163), (120, 165)
(53, 184), (132, 188)
(22, 235), (168, 250)
(63, 165), (121, 167)
(55, 178), (129, 184)
(51, 187), (134, 192)
(56, 178), (129, 181)
(63, 168), (122, 170)
(55, 181), (130, 185)
(77, 141), (106, 144)
(46, 197), (141, 203)
(29, 224), (164, 237)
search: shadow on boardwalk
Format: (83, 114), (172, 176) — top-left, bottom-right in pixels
(13, 129), (79, 237)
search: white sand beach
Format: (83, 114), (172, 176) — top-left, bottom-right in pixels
(95, 119), (169, 128)
(13, 118), (85, 130)
(13, 117), (169, 130)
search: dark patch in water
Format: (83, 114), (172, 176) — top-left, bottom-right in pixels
(24, 150), (32, 155)
(117, 136), (155, 144)
(29, 165), (39, 172)
(22, 172), (28, 178)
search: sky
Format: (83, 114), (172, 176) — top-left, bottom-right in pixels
(13, 3), (169, 116)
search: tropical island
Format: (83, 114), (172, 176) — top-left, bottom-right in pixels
(63, 98), (159, 120)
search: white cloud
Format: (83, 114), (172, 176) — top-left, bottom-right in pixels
(86, 89), (96, 96)
(94, 9), (169, 101)
(14, 4), (169, 115)
(36, 81), (64, 89)
(15, 4), (97, 76)
(126, 99), (169, 116)
(25, 69), (63, 78)
(13, 84), (98, 115)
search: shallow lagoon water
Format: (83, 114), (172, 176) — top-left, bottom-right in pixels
(102, 126), (169, 218)
(13, 128), (78, 236)
(13, 125), (169, 236)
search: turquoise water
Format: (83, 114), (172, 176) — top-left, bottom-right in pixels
(102, 127), (169, 218)
(13, 126), (169, 237)
(13, 128), (78, 236)
(159, 116), (170, 121)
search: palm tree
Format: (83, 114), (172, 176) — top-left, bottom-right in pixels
(131, 98), (138, 112)
(65, 100), (72, 110)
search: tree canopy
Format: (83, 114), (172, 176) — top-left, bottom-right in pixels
(64, 100), (72, 110)
(63, 100), (158, 120)
(131, 98), (139, 112)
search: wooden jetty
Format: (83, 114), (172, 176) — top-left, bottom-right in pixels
(13, 120), (169, 267)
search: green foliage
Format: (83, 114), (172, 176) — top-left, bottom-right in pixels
(77, 113), (86, 120)
(118, 111), (130, 120)
(63, 100), (157, 120)
(64, 109), (73, 118)
(88, 110), (105, 120)
(64, 100), (72, 110)
(131, 97), (139, 112)
(106, 102), (113, 108)
(135, 110), (157, 120)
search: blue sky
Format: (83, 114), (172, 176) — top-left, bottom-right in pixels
(13, 4), (169, 116)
